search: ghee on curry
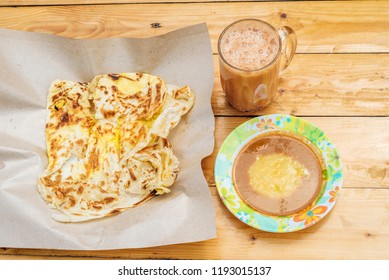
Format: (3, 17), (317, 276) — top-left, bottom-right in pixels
(233, 131), (325, 216)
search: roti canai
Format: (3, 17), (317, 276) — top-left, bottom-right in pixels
(38, 73), (194, 222)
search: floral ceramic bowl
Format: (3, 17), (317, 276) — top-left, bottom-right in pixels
(214, 114), (343, 232)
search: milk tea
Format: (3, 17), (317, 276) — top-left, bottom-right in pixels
(219, 20), (281, 111)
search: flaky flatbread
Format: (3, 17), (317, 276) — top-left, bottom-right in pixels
(38, 73), (194, 222)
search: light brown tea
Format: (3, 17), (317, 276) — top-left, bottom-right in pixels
(233, 131), (325, 216)
(220, 25), (279, 70)
(219, 19), (282, 112)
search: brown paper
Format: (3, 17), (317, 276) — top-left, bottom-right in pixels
(0, 24), (216, 249)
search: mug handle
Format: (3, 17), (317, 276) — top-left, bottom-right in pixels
(278, 26), (297, 74)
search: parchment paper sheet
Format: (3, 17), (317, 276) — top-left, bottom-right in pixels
(0, 24), (216, 249)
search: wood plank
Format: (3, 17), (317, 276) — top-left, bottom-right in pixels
(0, 0), (262, 6)
(0, 1), (388, 53)
(212, 54), (389, 116)
(202, 117), (389, 190)
(0, 0), (388, 262)
(2, 188), (389, 259)
(0, 255), (81, 260)
(1, 0), (276, 6)
(1, 0), (383, 6)
(1, 117), (388, 259)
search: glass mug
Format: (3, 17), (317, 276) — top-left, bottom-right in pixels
(218, 19), (297, 112)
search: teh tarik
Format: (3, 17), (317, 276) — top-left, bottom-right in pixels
(218, 19), (296, 112)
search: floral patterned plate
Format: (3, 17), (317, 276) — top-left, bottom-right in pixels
(214, 114), (342, 232)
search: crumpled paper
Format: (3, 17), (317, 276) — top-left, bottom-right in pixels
(0, 23), (216, 249)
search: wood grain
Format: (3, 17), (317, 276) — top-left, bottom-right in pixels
(1, 0), (381, 7)
(202, 117), (389, 190)
(2, 188), (389, 259)
(0, 1), (388, 53)
(1, 117), (388, 259)
(1, 0), (389, 261)
(0, 0), (263, 6)
(212, 54), (389, 116)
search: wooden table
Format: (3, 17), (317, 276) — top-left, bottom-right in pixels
(0, 0), (388, 260)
